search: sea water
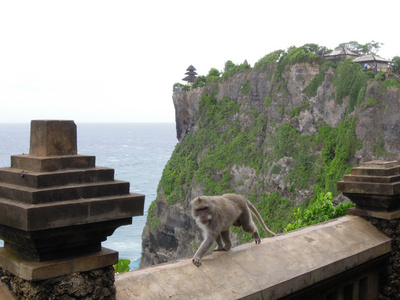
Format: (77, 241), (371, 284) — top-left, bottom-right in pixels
(0, 123), (178, 270)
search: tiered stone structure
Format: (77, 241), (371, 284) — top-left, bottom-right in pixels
(0, 120), (144, 299)
(337, 160), (400, 218)
(337, 160), (400, 299)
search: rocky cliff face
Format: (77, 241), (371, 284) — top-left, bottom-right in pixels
(140, 57), (400, 268)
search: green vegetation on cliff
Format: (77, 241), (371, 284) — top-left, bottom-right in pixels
(163, 43), (400, 241)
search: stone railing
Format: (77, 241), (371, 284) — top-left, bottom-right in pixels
(115, 215), (390, 300)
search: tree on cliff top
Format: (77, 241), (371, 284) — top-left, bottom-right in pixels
(339, 40), (383, 55)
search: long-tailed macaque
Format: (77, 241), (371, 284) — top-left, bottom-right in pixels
(191, 193), (276, 267)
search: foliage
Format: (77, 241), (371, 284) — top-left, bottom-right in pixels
(207, 68), (221, 83)
(302, 60), (336, 97)
(192, 75), (207, 88)
(290, 101), (310, 118)
(375, 71), (386, 81)
(239, 81), (251, 95)
(284, 192), (355, 231)
(254, 50), (285, 72)
(173, 82), (184, 92)
(313, 118), (361, 196)
(333, 59), (366, 112)
(148, 200), (160, 228)
(391, 56), (400, 74)
(255, 192), (296, 234)
(114, 259), (131, 274)
(362, 97), (378, 110)
(159, 94), (243, 202)
(381, 77), (400, 92)
(302, 43), (330, 54)
(339, 40), (383, 55)
(221, 60), (251, 80)
(373, 140), (388, 157)
(277, 45), (321, 75)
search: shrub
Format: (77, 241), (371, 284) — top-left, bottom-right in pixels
(284, 192), (354, 231)
(192, 75), (207, 88)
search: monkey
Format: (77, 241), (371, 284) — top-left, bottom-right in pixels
(191, 193), (276, 267)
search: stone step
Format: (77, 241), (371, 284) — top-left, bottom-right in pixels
(337, 180), (400, 196)
(0, 180), (130, 204)
(11, 154), (96, 172)
(350, 165), (400, 177)
(0, 193), (145, 231)
(342, 174), (400, 183)
(0, 167), (115, 188)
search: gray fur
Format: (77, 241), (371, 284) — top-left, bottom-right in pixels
(191, 193), (275, 267)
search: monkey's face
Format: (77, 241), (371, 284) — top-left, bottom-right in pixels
(195, 206), (211, 224)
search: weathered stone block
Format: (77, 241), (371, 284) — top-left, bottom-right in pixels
(0, 167), (115, 188)
(337, 160), (400, 215)
(29, 120), (77, 156)
(11, 154), (95, 172)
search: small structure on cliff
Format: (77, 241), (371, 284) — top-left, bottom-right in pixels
(323, 46), (360, 62)
(353, 54), (390, 72)
(182, 65), (197, 85)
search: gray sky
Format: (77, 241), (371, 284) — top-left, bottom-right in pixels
(1, 0), (399, 123)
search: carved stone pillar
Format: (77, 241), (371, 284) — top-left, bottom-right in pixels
(0, 120), (144, 299)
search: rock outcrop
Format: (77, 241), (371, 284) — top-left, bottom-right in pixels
(140, 56), (400, 268)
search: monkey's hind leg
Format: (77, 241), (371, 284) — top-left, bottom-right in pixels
(251, 231), (261, 244)
(215, 234), (225, 251)
(221, 230), (232, 250)
(215, 231), (231, 251)
(241, 215), (261, 244)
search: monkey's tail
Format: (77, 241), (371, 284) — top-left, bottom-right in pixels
(246, 199), (276, 236)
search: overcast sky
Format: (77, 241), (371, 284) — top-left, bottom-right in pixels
(0, 0), (398, 124)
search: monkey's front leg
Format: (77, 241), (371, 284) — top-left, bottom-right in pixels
(192, 235), (215, 267)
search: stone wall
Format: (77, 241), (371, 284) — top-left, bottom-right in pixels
(368, 217), (400, 299)
(0, 266), (115, 300)
(119, 216), (391, 300)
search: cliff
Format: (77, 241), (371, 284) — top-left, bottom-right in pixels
(140, 47), (400, 267)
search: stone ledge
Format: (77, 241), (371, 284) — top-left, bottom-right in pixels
(349, 207), (400, 220)
(11, 154), (96, 172)
(0, 193), (144, 231)
(0, 167), (115, 188)
(0, 180), (130, 204)
(0, 247), (117, 281)
(115, 215), (391, 300)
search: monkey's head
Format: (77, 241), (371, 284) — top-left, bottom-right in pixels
(191, 196), (213, 225)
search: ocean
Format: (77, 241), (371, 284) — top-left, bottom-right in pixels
(0, 122), (178, 270)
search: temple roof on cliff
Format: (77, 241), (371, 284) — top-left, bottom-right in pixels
(324, 46), (360, 58)
(182, 65), (197, 83)
(353, 54), (390, 63)
(186, 65), (196, 71)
